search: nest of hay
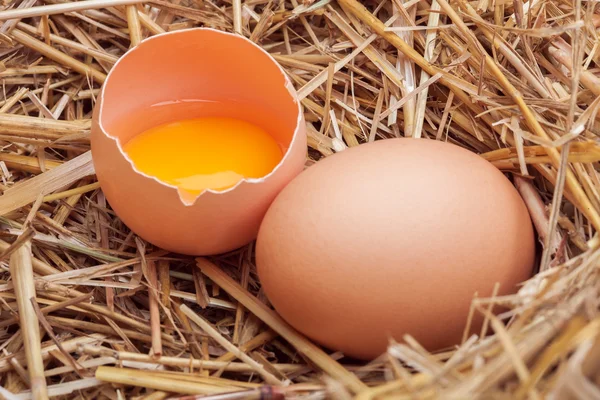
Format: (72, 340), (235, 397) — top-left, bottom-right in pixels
(0, 0), (599, 398)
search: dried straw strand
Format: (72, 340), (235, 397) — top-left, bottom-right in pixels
(180, 304), (283, 386)
(126, 4), (142, 47)
(10, 29), (107, 84)
(10, 241), (48, 400)
(0, 0), (144, 21)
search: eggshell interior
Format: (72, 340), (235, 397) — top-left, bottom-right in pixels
(100, 30), (298, 151)
(91, 29), (306, 255)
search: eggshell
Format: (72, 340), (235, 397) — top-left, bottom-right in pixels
(256, 138), (535, 360)
(91, 29), (306, 255)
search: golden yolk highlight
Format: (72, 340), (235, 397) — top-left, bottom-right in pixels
(123, 117), (283, 195)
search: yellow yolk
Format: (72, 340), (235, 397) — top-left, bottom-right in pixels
(123, 117), (283, 195)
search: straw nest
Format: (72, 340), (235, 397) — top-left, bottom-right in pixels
(0, 0), (599, 399)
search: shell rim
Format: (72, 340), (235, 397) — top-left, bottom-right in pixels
(96, 27), (304, 207)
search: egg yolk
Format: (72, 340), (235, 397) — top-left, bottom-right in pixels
(123, 117), (283, 195)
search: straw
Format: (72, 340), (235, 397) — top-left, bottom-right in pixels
(0, 151), (94, 216)
(180, 304), (283, 386)
(9, 240), (48, 399)
(125, 4), (142, 47)
(10, 29), (107, 84)
(0, 0), (144, 21)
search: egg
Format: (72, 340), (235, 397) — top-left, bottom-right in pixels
(91, 29), (306, 256)
(256, 138), (535, 360)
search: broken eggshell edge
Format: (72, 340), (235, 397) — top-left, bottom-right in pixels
(91, 28), (307, 256)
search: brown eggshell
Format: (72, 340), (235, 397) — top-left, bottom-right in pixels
(91, 29), (306, 255)
(256, 138), (535, 360)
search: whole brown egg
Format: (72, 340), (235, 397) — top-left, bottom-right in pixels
(256, 138), (535, 360)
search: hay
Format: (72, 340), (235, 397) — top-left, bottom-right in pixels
(0, 0), (599, 398)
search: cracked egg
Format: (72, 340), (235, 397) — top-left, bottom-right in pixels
(91, 29), (306, 255)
